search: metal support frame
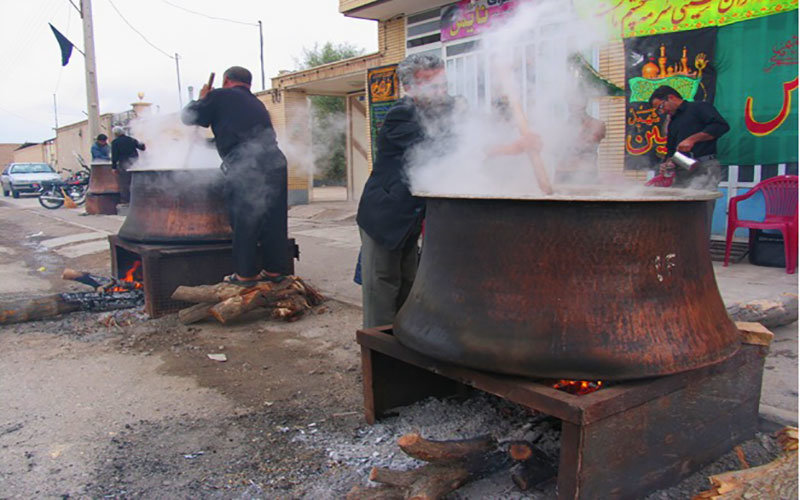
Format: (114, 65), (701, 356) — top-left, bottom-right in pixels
(357, 327), (766, 500)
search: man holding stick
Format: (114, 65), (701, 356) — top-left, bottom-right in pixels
(181, 66), (289, 284)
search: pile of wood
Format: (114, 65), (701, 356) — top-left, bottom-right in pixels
(346, 432), (554, 500)
(171, 276), (324, 325)
(693, 427), (798, 499)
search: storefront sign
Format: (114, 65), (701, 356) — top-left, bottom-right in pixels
(575, 0), (797, 39)
(440, 0), (517, 42)
(367, 64), (400, 158)
(716, 10), (798, 164)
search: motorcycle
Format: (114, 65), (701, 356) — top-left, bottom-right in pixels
(37, 167), (90, 209)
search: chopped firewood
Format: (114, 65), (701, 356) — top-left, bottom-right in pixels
(171, 283), (250, 303)
(210, 290), (269, 324)
(177, 302), (214, 324)
(509, 441), (535, 461)
(175, 276), (325, 325)
(0, 291), (143, 325)
(736, 321), (775, 346)
(345, 485), (404, 500)
(507, 440), (556, 491)
(727, 293), (798, 328)
(0, 294), (81, 324)
(351, 432), (507, 500)
(406, 464), (470, 500)
(397, 432), (496, 463)
(693, 427), (798, 499)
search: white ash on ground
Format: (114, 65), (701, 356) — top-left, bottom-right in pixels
(295, 392), (562, 499)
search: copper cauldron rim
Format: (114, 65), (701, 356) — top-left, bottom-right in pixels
(413, 186), (721, 202)
(128, 167), (219, 172)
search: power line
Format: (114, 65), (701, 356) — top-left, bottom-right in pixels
(161, 0), (258, 26)
(106, 0), (175, 59)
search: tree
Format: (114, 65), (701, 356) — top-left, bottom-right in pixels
(298, 42), (364, 186)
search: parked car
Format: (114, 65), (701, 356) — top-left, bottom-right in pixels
(1, 163), (61, 198)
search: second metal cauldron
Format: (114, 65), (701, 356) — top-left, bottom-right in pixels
(393, 188), (740, 381)
(117, 168), (232, 243)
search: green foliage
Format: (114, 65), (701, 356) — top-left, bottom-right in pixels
(299, 43), (364, 185)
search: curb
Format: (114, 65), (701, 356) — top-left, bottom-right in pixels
(758, 403), (798, 432)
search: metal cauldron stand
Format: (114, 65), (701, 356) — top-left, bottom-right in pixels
(357, 326), (766, 500)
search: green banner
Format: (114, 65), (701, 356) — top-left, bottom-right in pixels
(576, 0), (797, 39)
(715, 10), (798, 165)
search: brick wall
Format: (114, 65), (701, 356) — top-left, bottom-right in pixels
(0, 144), (22, 170)
(13, 144), (46, 164)
(55, 114), (113, 172)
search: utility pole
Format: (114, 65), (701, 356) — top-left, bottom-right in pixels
(53, 94), (59, 130)
(175, 53), (183, 108)
(258, 20), (265, 90)
(80, 0), (101, 141)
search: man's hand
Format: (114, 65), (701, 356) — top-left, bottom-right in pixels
(659, 160), (676, 175)
(677, 137), (695, 152)
(199, 83), (213, 100)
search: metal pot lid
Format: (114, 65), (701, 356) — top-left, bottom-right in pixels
(413, 185), (722, 202)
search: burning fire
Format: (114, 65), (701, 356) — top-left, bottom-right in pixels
(553, 379), (604, 396)
(108, 261), (144, 292)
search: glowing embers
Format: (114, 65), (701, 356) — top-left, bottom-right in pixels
(107, 260), (143, 293)
(552, 379), (603, 396)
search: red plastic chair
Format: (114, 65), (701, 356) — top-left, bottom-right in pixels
(724, 175), (798, 274)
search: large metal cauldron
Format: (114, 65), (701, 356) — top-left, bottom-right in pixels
(394, 188), (740, 381)
(117, 168), (232, 243)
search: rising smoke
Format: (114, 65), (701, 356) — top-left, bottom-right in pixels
(127, 112), (221, 171)
(405, 0), (654, 198)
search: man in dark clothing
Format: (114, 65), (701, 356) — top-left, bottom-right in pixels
(649, 85), (730, 190)
(111, 126), (146, 203)
(356, 54), (453, 328)
(181, 65), (288, 283)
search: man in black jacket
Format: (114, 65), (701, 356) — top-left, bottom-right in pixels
(181, 65), (288, 283)
(356, 54), (452, 328)
(649, 85), (729, 190)
(111, 126), (146, 203)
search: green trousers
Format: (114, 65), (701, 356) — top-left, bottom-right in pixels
(359, 228), (419, 329)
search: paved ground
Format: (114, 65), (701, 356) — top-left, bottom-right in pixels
(2, 189), (796, 422)
(0, 187), (796, 497)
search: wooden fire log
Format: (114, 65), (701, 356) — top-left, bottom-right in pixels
(727, 293), (798, 328)
(397, 432), (496, 463)
(693, 427), (798, 499)
(171, 282), (252, 303)
(177, 302), (215, 324)
(506, 440), (556, 491)
(351, 432), (505, 500)
(174, 276), (325, 325)
(0, 294), (81, 324)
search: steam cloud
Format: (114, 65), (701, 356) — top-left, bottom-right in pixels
(405, 1), (704, 199)
(127, 112), (221, 171)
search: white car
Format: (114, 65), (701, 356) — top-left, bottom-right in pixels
(1, 163), (61, 198)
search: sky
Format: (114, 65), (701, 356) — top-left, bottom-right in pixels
(0, 0), (378, 143)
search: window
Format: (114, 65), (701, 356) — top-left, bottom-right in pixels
(10, 164), (53, 174)
(406, 8), (442, 56)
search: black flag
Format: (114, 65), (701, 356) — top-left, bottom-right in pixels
(49, 23), (75, 66)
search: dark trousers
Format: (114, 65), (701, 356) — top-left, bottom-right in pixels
(223, 152), (289, 277)
(359, 228), (420, 328)
(117, 168), (131, 204)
